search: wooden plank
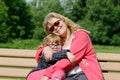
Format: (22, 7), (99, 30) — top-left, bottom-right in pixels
(96, 53), (120, 62)
(0, 68), (31, 78)
(103, 73), (120, 80)
(100, 62), (120, 72)
(0, 48), (35, 58)
(0, 79), (11, 80)
(0, 68), (120, 80)
(0, 57), (37, 67)
(0, 78), (17, 80)
(0, 79), (14, 80)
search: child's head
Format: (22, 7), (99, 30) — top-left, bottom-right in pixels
(43, 34), (63, 53)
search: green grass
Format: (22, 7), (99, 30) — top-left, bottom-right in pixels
(0, 39), (120, 53)
(94, 45), (120, 53)
(0, 39), (42, 50)
(0, 77), (25, 80)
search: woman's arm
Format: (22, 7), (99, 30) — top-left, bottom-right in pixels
(36, 46), (53, 62)
(42, 30), (90, 77)
(35, 47), (44, 62)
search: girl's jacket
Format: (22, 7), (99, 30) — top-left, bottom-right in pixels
(35, 29), (104, 80)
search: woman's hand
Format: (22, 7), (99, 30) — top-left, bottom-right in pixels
(41, 76), (49, 80)
(42, 46), (53, 61)
(67, 52), (76, 64)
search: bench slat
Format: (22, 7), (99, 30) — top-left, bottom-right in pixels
(0, 48), (35, 58)
(0, 78), (18, 80)
(97, 53), (120, 62)
(0, 68), (31, 78)
(0, 57), (37, 67)
(0, 68), (119, 80)
(0, 79), (16, 80)
(103, 73), (120, 80)
(1, 57), (120, 72)
(100, 62), (120, 72)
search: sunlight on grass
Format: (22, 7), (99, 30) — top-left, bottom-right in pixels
(94, 45), (120, 53)
(0, 39), (42, 50)
(0, 39), (120, 53)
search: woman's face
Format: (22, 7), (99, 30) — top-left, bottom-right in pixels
(47, 18), (67, 37)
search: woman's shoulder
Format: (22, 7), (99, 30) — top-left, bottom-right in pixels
(73, 29), (90, 36)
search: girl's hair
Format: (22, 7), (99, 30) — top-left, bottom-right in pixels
(43, 34), (63, 46)
(43, 12), (82, 34)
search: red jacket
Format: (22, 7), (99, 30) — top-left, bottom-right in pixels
(35, 29), (104, 80)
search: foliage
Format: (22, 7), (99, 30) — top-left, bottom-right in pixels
(0, 0), (120, 46)
(0, 0), (35, 42)
(67, 0), (120, 46)
(29, 0), (65, 39)
(0, 0), (9, 42)
(86, 0), (120, 46)
(65, 0), (87, 22)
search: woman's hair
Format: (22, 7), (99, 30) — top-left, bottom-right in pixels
(43, 34), (63, 46)
(43, 12), (82, 34)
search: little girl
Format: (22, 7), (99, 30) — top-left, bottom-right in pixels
(27, 34), (72, 80)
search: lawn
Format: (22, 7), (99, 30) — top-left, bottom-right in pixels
(0, 39), (42, 50)
(94, 45), (120, 53)
(0, 39), (120, 53)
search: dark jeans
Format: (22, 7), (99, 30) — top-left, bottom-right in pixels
(65, 71), (88, 80)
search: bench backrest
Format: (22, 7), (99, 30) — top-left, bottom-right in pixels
(0, 49), (36, 80)
(96, 53), (120, 80)
(0, 48), (120, 80)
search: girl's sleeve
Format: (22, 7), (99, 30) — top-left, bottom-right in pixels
(51, 49), (70, 61)
(43, 30), (90, 77)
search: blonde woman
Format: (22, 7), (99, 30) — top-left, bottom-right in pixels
(27, 12), (103, 80)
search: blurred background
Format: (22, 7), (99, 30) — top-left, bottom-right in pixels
(0, 0), (120, 52)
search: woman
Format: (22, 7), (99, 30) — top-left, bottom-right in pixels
(27, 12), (103, 80)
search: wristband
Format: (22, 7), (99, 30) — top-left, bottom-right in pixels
(66, 49), (70, 52)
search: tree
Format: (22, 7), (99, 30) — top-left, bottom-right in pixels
(29, 0), (64, 39)
(65, 0), (87, 22)
(0, 0), (9, 42)
(64, 0), (120, 46)
(3, 0), (35, 40)
(86, 0), (120, 45)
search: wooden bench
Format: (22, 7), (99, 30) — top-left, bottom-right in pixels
(0, 48), (120, 80)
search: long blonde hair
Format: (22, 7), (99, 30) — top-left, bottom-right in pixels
(43, 12), (82, 34)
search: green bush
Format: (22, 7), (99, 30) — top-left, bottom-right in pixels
(111, 34), (120, 46)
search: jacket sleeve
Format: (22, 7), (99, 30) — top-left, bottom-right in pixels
(70, 30), (90, 62)
(43, 30), (90, 77)
(35, 47), (69, 62)
(35, 47), (44, 63)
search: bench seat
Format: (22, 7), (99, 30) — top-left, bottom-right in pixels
(0, 48), (120, 80)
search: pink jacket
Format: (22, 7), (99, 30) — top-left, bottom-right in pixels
(35, 29), (104, 80)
